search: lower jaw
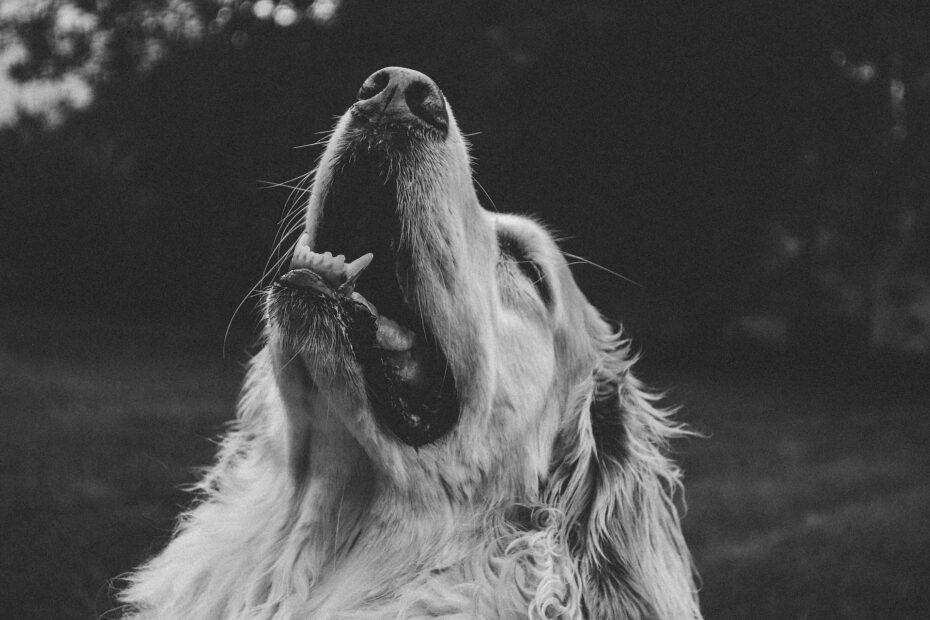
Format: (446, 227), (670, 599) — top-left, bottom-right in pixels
(270, 280), (459, 448)
(356, 327), (459, 447)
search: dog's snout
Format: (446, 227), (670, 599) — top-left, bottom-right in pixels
(354, 67), (448, 134)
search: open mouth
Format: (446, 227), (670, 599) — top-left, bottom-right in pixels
(275, 155), (459, 447)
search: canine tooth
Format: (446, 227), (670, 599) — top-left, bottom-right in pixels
(290, 249), (373, 292)
(339, 253), (374, 295)
(344, 253), (374, 281)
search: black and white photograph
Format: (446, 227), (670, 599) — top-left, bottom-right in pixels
(1, 1), (929, 618)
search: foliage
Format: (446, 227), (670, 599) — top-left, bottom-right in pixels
(754, 12), (930, 353)
(1, 1), (930, 351)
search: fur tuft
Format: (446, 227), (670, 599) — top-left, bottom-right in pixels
(546, 320), (700, 618)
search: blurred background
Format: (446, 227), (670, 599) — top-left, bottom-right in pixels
(1, 0), (929, 618)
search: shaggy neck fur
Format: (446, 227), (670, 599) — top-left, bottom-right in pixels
(119, 337), (700, 619)
(119, 87), (701, 620)
(119, 347), (589, 619)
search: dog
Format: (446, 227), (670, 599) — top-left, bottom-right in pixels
(119, 67), (701, 619)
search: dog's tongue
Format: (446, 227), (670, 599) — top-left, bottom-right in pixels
(376, 315), (417, 351)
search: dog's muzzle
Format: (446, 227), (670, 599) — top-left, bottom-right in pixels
(271, 67), (459, 448)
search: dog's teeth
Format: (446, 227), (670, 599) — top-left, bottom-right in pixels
(345, 253), (374, 281)
(290, 244), (311, 269)
(290, 248), (373, 292)
(339, 253), (374, 295)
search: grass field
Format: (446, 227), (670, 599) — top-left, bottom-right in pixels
(2, 311), (929, 619)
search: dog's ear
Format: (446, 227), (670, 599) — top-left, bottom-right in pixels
(545, 329), (701, 619)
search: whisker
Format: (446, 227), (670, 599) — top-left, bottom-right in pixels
(261, 200), (305, 286)
(333, 481), (346, 572)
(563, 253), (643, 288)
(257, 181), (313, 192)
(255, 170), (314, 189)
(224, 248), (293, 354)
(293, 127), (337, 150)
(225, 171), (313, 354)
(474, 178), (499, 212)
(293, 137), (334, 150)
(282, 348), (302, 370)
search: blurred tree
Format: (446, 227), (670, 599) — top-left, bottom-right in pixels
(1, 0), (340, 320)
(2, 0), (638, 324)
(2, 0), (928, 354)
(753, 9), (930, 354)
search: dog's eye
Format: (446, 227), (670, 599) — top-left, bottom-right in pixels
(498, 234), (551, 306)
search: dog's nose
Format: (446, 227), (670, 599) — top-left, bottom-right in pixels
(353, 67), (448, 134)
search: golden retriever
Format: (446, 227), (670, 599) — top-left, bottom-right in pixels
(120, 67), (701, 619)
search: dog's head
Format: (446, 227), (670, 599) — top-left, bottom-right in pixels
(266, 67), (698, 617)
(267, 66), (605, 496)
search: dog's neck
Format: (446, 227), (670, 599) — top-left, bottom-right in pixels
(119, 349), (602, 618)
(289, 432), (491, 615)
(276, 369), (475, 591)
(275, 362), (374, 573)
(243, 348), (558, 616)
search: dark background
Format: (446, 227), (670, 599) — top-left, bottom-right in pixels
(1, 1), (929, 618)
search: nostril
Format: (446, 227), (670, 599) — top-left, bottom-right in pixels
(405, 80), (448, 132)
(353, 67), (449, 135)
(357, 70), (390, 101)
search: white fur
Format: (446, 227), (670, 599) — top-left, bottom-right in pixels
(119, 82), (701, 619)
